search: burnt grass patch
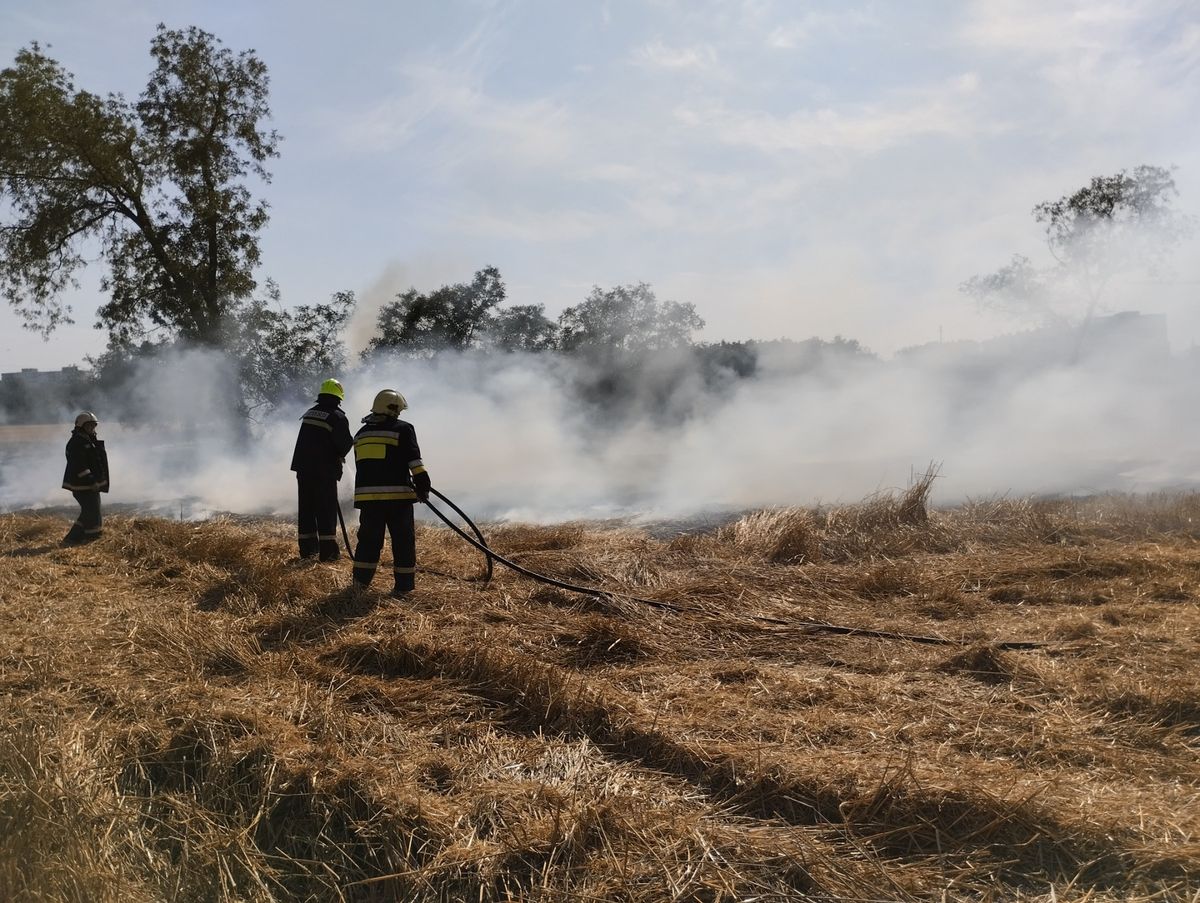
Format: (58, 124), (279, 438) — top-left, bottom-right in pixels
(937, 644), (1017, 684)
(1101, 692), (1200, 736)
(555, 615), (651, 667)
(119, 719), (447, 901)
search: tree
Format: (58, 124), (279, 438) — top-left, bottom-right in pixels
(960, 253), (1053, 323)
(485, 304), (559, 352)
(0, 25), (278, 344)
(557, 283), (704, 355)
(365, 266), (505, 357)
(234, 287), (355, 408)
(81, 287), (354, 423)
(962, 165), (1194, 325)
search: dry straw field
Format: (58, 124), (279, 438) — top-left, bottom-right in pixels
(2, 482), (1199, 902)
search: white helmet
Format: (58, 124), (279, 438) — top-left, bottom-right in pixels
(74, 411), (98, 429)
(371, 389), (408, 415)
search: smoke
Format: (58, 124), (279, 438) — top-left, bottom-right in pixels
(3, 317), (1198, 523)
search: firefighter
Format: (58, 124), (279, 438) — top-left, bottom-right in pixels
(351, 389), (431, 596)
(61, 411), (109, 545)
(290, 378), (355, 560)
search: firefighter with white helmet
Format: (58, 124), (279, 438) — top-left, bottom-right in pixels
(350, 388), (432, 596)
(289, 378), (354, 560)
(61, 411), (109, 545)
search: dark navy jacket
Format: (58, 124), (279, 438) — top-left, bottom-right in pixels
(290, 394), (355, 480)
(62, 429), (109, 493)
(351, 414), (431, 507)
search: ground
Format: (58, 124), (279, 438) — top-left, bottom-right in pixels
(1, 488), (1198, 902)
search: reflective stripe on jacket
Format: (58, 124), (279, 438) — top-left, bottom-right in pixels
(352, 415), (431, 506)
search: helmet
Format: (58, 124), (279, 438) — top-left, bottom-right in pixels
(319, 378), (345, 400)
(371, 389), (408, 415)
(74, 411), (98, 429)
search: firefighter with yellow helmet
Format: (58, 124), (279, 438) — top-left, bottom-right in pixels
(289, 378), (354, 560)
(351, 388), (431, 596)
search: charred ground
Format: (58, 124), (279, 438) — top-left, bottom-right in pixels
(2, 488), (1198, 902)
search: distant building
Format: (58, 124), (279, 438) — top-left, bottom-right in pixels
(0, 366), (91, 424)
(1, 366), (83, 389)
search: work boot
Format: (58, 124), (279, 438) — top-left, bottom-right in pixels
(393, 567), (415, 596)
(61, 523), (86, 546)
(391, 572), (414, 598)
(297, 533), (318, 559)
(318, 539), (341, 562)
(352, 558), (377, 589)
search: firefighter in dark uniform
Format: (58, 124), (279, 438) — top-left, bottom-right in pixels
(61, 411), (109, 545)
(351, 389), (431, 596)
(290, 378), (355, 560)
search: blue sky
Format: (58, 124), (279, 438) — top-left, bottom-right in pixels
(2, 0), (1198, 370)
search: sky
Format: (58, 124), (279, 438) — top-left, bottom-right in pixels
(1, 0), (1199, 370)
(3, 0), (1200, 518)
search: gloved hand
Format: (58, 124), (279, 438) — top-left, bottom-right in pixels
(414, 473), (432, 503)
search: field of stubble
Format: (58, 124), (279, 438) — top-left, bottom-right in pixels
(2, 485), (1198, 902)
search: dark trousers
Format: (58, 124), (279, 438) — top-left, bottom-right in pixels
(353, 502), (416, 592)
(64, 491), (102, 543)
(296, 474), (340, 560)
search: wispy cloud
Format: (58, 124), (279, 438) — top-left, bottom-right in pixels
(765, 10), (881, 49)
(677, 74), (983, 155)
(957, 0), (1200, 134)
(959, 0), (1149, 54)
(322, 58), (576, 170)
(632, 40), (718, 70)
(448, 206), (612, 243)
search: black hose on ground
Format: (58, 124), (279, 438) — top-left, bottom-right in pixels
(748, 614), (1043, 650)
(423, 490), (680, 612)
(422, 490), (1042, 650)
(426, 489), (494, 586)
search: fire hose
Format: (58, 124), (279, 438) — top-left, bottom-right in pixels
(337, 490), (494, 585)
(337, 491), (1039, 650)
(420, 489), (1043, 651)
(423, 489), (681, 612)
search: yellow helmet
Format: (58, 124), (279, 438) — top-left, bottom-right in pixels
(74, 411), (98, 429)
(371, 389), (408, 415)
(319, 378), (345, 400)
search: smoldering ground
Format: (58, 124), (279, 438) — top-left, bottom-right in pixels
(2, 320), (1198, 522)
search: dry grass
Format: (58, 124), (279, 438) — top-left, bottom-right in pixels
(0, 424), (64, 443)
(2, 491), (1199, 901)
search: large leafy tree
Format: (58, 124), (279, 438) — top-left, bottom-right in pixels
(557, 282), (704, 355)
(84, 288), (354, 422)
(962, 165), (1194, 325)
(0, 25), (279, 344)
(234, 287), (356, 408)
(486, 303), (559, 352)
(365, 266), (506, 357)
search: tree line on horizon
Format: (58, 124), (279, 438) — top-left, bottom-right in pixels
(0, 266), (876, 424)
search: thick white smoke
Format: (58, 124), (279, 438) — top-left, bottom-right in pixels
(3, 319), (1198, 524)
